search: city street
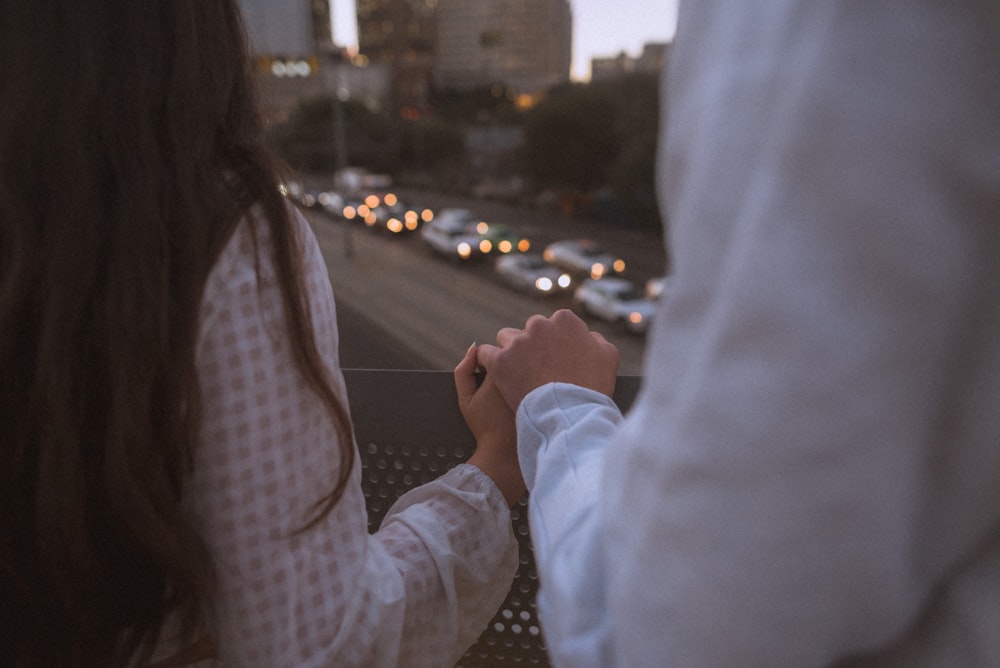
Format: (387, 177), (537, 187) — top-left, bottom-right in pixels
(303, 191), (668, 376)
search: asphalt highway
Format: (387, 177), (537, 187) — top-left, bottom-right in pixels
(304, 189), (668, 376)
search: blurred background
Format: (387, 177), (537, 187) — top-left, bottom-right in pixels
(241, 0), (678, 371)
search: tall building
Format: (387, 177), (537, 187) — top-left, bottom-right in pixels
(355, 0), (438, 113)
(433, 0), (572, 94)
(238, 0), (336, 122)
(356, 0), (437, 61)
(239, 0), (332, 56)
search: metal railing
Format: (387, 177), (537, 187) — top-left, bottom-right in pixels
(344, 369), (640, 667)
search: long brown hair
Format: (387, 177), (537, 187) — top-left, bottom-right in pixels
(0, 2), (353, 665)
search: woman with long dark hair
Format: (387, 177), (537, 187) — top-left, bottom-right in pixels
(0, 2), (524, 666)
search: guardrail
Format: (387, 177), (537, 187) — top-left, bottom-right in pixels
(343, 369), (641, 667)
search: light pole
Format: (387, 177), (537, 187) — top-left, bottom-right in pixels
(331, 56), (354, 258)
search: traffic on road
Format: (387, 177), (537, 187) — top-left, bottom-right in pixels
(288, 178), (668, 375)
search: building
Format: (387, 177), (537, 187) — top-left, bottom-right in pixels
(355, 0), (438, 113)
(239, 0), (334, 56)
(238, 0), (337, 122)
(352, 0), (572, 106)
(433, 0), (572, 95)
(590, 42), (669, 81)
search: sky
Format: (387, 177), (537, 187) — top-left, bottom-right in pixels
(330, 0), (678, 81)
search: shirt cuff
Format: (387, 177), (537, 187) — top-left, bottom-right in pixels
(516, 382), (623, 493)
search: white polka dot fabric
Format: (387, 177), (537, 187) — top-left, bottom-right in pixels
(180, 206), (518, 666)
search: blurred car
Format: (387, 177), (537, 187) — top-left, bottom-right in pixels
(433, 207), (478, 228)
(644, 275), (675, 300)
(340, 193), (380, 226)
(372, 193), (432, 235)
(421, 209), (489, 260)
(543, 239), (626, 279)
(573, 277), (656, 334)
(299, 191), (319, 208)
(495, 253), (573, 296)
(317, 190), (345, 215)
(473, 222), (531, 254)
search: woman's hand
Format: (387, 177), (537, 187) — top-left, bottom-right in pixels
(455, 343), (525, 507)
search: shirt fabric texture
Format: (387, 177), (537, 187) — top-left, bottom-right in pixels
(180, 205), (518, 666)
(517, 2), (1000, 666)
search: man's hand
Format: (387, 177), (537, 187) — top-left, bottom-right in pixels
(476, 309), (620, 412)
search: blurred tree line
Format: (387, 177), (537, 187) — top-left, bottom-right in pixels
(266, 72), (661, 229)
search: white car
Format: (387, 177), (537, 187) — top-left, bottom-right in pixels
(543, 239), (626, 279)
(644, 275), (674, 300)
(574, 277), (656, 334)
(495, 253), (573, 296)
(432, 207), (478, 229)
(317, 190), (344, 215)
(421, 209), (489, 260)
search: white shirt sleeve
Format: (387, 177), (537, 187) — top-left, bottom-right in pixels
(185, 206), (518, 667)
(519, 2), (1000, 667)
(516, 383), (624, 668)
(601, 4), (1000, 666)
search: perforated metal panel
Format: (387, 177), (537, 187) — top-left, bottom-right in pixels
(344, 370), (639, 667)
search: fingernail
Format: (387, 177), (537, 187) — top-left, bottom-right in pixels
(467, 342), (477, 353)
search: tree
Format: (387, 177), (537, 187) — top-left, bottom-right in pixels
(397, 117), (466, 172)
(266, 95), (394, 174)
(520, 72), (661, 227)
(520, 82), (618, 192)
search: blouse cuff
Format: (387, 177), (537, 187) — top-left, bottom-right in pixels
(446, 462), (511, 510)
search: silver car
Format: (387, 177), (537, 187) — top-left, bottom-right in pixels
(495, 253), (573, 296)
(543, 238), (626, 279)
(421, 209), (489, 260)
(573, 277), (656, 334)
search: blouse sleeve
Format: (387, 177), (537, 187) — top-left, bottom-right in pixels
(185, 206), (518, 667)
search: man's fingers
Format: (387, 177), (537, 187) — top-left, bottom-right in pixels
(494, 326), (525, 348)
(590, 330), (609, 345)
(475, 343), (499, 370)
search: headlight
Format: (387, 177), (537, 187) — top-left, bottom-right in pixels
(557, 274), (572, 288)
(536, 277), (553, 292)
(591, 264), (607, 280)
(457, 242), (472, 259)
(613, 259), (626, 273)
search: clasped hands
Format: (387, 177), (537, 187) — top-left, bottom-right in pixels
(455, 309), (620, 505)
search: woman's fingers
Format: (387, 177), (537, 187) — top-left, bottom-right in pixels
(453, 342), (479, 406)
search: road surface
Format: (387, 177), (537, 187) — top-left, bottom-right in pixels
(304, 194), (666, 376)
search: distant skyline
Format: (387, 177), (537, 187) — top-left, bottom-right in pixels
(330, 0), (677, 81)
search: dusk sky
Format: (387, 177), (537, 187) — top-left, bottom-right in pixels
(331, 0), (677, 81)
(569, 0), (676, 79)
